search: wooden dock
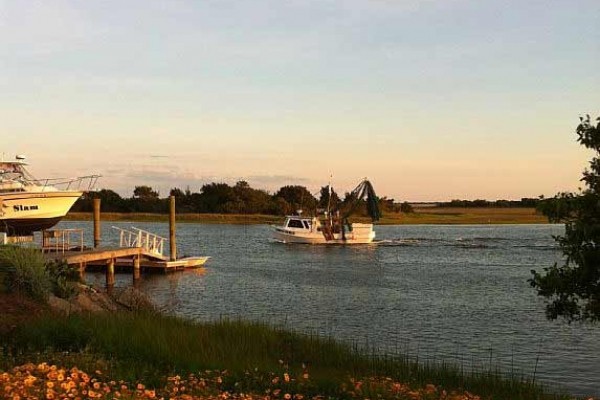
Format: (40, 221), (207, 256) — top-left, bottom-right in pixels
(44, 246), (209, 272)
(40, 196), (210, 287)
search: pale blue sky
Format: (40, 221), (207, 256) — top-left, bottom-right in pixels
(1, 0), (599, 201)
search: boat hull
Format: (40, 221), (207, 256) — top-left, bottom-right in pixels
(0, 191), (82, 235)
(273, 225), (376, 245)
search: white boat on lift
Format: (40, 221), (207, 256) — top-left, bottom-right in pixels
(0, 155), (99, 236)
(273, 213), (376, 244)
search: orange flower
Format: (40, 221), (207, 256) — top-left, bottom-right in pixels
(425, 383), (437, 394)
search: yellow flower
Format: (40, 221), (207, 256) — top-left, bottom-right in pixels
(46, 381), (55, 389)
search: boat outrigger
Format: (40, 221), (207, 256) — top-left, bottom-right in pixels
(273, 179), (380, 244)
(0, 155), (99, 236)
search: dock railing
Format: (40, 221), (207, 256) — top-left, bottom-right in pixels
(42, 229), (85, 254)
(112, 226), (166, 257)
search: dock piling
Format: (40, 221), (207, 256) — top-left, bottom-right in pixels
(93, 198), (101, 248)
(106, 258), (115, 287)
(133, 254), (141, 282)
(169, 195), (176, 261)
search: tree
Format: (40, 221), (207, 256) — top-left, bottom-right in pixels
(530, 114), (600, 323)
(133, 185), (159, 199)
(273, 186), (317, 214)
(198, 183), (237, 213)
(317, 185), (340, 211)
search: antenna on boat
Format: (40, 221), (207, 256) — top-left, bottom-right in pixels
(326, 174), (333, 216)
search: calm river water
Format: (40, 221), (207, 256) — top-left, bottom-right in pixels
(57, 221), (599, 397)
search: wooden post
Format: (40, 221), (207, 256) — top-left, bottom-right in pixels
(93, 198), (101, 248)
(169, 195), (176, 261)
(79, 262), (85, 281)
(106, 258), (115, 287)
(133, 253), (141, 282)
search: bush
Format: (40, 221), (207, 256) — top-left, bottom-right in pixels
(400, 202), (414, 213)
(0, 246), (50, 302)
(45, 260), (81, 300)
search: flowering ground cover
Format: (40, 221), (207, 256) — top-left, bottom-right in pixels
(1, 362), (499, 400)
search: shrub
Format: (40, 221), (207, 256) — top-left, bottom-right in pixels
(45, 260), (81, 300)
(400, 202), (414, 213)
(0, 245), (50, 302)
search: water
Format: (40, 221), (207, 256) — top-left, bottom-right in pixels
(57, 221), (599, 397)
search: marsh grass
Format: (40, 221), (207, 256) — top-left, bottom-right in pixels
(0, 245), (50, 301)
(1, 312), (570, 399)
(66, 207), (547, 225)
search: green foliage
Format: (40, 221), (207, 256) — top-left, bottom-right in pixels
(531, 114), (600, 322)
(317, 186), (341, 211)
(45, 260), (81, 299)
(274, 186), (318, 214)
(0, 246), (50, 302)
(133, 185), (160, 199)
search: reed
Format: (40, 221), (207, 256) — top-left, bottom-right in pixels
(1, 312), (571, 400)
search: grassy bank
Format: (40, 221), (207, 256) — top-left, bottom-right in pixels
(0, 312), (571, 400)
(66, 207), (547, 225)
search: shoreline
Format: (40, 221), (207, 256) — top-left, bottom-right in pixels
(65, 207), (548, 225)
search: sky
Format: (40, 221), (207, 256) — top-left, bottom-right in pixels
(1, 0), (599, 202)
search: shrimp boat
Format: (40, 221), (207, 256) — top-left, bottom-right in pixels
(0, 155), (99, 236)
(273, 214), (376, 244)
(272, 179), (380, 245)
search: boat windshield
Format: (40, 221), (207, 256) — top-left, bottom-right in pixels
(286, 218), (307, 229)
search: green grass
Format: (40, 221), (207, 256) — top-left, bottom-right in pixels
(0, 312), (571, 399)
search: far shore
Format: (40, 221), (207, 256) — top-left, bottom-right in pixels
(65, 207), (548, 225)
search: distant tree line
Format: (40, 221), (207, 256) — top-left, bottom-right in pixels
(438, 198), (542, 208)
(72, 181), (402, 216)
